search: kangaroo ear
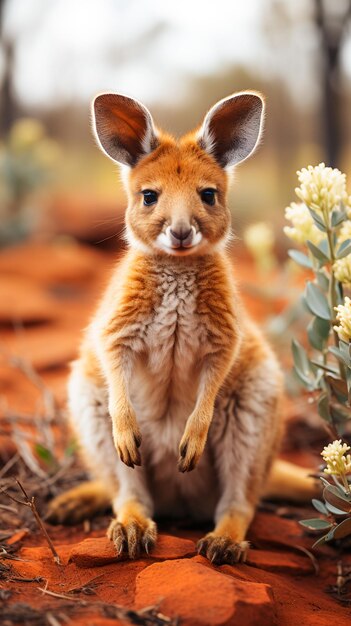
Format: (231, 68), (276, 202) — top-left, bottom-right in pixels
(92, 93), (158, 166)
(198, 92), (264, 168)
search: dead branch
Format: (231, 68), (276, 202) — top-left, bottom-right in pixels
(1, 479), (60, 564)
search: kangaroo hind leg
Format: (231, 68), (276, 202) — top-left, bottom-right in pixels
(47, 480), (111, 524)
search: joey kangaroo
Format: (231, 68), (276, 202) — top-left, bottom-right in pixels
(48, 91), (317, 564)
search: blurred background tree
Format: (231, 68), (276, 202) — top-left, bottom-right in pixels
(314, 0), (351, 167)
(0, 0), (18, 134)
(0, 0), (350, 247)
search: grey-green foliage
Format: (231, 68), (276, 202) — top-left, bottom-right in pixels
(290, 204), (351, 433)
(299, 481), (351, 547)
(289, 201), (351, 546)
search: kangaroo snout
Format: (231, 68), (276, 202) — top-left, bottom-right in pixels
(155, 216), (203, 254)
(169, 221), (193, 248)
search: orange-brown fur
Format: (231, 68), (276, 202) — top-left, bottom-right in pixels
(47, 92), (318, 565)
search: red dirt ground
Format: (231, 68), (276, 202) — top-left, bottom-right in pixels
(0, 239), (350, 625)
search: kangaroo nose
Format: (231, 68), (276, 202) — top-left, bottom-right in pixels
(170, 227), (192, 241)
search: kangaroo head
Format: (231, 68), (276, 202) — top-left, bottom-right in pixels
(92, 91), (264, 256)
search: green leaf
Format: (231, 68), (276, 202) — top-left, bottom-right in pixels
(310, 359), (339, 375)
(291, 339), (316, 389)
(320, 476), (332, 488)
(35, 443), (55, 466)
(324, 527), (336, 541)
(329, 345), (349, 365)
(316, 270), (329, 292)
(299, 518), (332, 530)
(325, 502), (349, 516)
(317, 392), (331, 423)
(323, 484), (351, 504)
(307, 240), (330, 264)
(293, 368), (317, 391)
(331, 207), (347, 228)
(333, 517), (351, 539)
(288, 249), (313, 269)
(292, 338), (310, 374)
(307, 207), (327, 232)
(307, 316), (330, 351)
(320, 239), (330, 255)
(312, 499), (328, 515)
(339, 340), (351, 366)
(336, 238), (351, 259)
(325, 374), (348, 399)
(304, 282), (330, 320)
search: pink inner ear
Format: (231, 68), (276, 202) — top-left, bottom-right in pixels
(204, 94), (263, 167)
(94, 94), (153, 166)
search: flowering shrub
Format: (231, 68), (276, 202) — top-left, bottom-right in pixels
(299, 440), (351, 547)
(285, 163), (351, 431)
(0, 118), (61, 245)
(285, 163), (351, 546)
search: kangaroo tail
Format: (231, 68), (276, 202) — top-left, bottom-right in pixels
(263, 458), (320, 502)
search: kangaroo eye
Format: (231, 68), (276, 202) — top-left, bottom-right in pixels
(142, 190), (158, 206)
(200, 188), (216, 206)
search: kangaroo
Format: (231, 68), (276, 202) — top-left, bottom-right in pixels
(47, 91), (317, 564)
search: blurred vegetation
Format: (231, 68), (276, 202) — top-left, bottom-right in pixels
(0, 0), (350, 247)
(0, 118), (61, 244)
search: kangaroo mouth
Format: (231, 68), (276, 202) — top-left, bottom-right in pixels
(155, 233), (203, 256)
(155, 227), (203, 255)
(170, 241), (196, 250)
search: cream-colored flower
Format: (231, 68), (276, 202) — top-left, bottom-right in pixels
(321, 439), (351, 476)
(334, 256), (351, 285)
(9, 118), (45, 152)
(284, 202), (323, 245)
(33, 139), (61, 166)
(339, 221), (351, 243)
(243, 222), (274, 257)
(295, 163), (348, 214)
(334, 297), (351, 342)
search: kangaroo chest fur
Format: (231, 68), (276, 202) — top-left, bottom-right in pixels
(127, 264), (220, 519)
(130, 264), (207, 434)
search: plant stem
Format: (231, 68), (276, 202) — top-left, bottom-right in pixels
(340, 472), (351, 494)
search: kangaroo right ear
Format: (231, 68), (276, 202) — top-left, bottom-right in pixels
(92, 93), (158, 167)
(197, 92), (264, 169)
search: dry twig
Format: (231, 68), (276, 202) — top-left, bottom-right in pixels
(1, 479), (60, 564)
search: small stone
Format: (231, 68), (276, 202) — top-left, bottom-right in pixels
(249, 512), (306, 549)
(246, 549), (315, 575)
(69, 534), (196, 568)
(135, 559), (277, 626)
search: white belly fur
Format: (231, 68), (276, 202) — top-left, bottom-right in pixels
(73, 265), (225, 520)
(128, 265), (219, 520)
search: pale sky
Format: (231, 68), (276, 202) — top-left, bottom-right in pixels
(3, 0), (351, 110)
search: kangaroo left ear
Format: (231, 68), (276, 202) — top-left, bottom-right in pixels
(92, 93), (158, 167)
(198, 92), (264, 169)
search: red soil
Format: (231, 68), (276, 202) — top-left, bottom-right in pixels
(0, 240), (350, 626)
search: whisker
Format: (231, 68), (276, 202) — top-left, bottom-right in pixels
(94, 232), (120, 245)
(91, 216), (125, 227)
